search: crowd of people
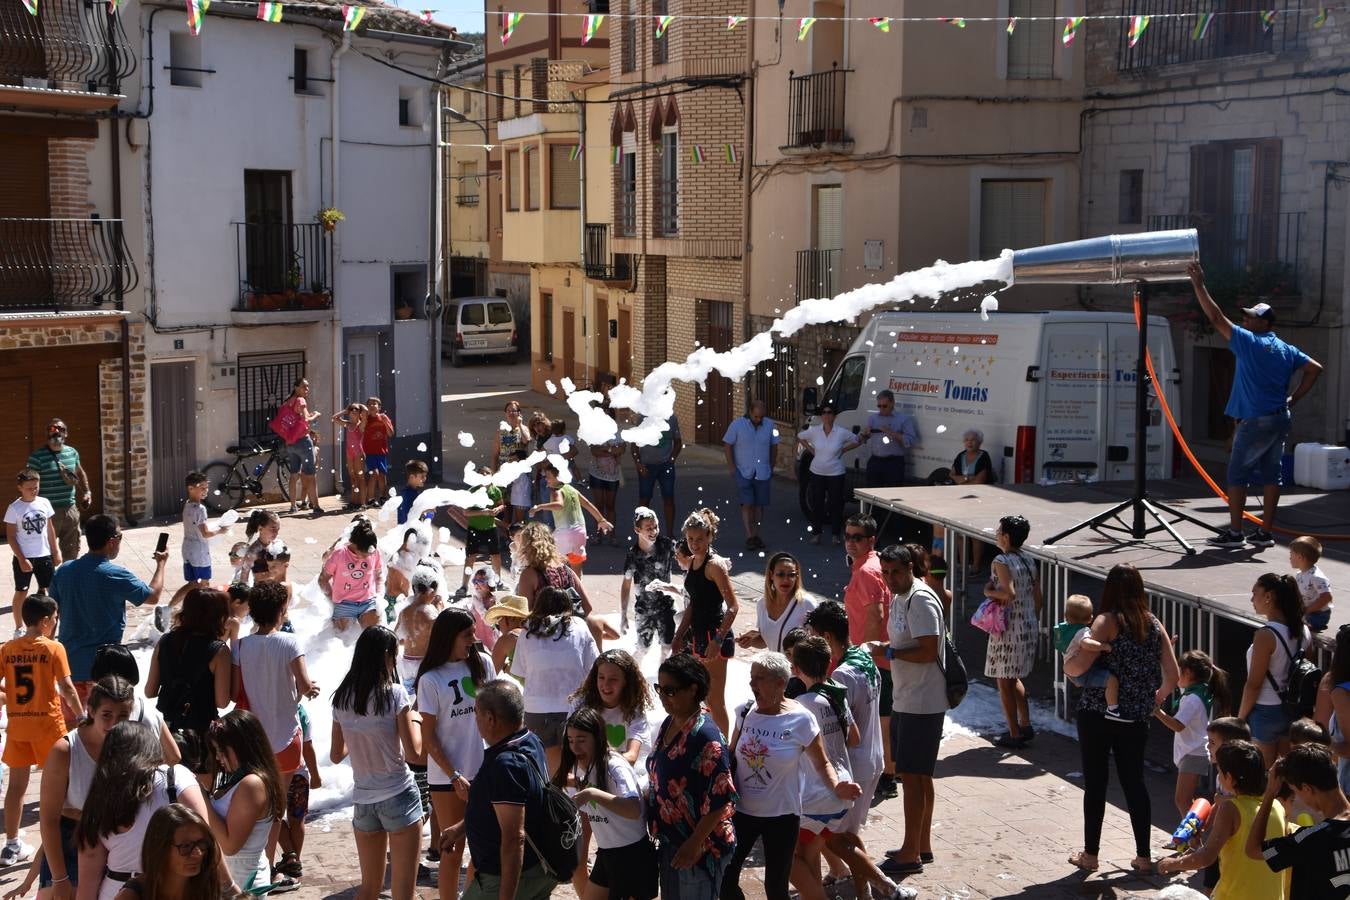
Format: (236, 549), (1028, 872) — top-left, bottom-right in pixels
(1, 382), (1348, 900)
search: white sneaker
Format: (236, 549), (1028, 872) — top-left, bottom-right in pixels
(0, 840), (34, 867)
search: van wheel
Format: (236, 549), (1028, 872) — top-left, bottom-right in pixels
(449, 346), (462, 367)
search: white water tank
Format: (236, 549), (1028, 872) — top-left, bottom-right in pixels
(1293, 443), (1350, 491)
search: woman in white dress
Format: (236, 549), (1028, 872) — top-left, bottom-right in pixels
(203, 710), (286, 894)
(983, 515), (1044, 749)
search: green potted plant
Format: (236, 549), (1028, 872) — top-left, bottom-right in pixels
(315, 207), (345, 232)
(300, 280), (331, 309)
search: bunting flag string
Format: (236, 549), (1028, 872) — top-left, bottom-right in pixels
(725, 143), (738, 164)
(610, 146), (622, 166)
(582, 13), (604, 44)
(421, 9), (434, 23)
(1128, 14), (1150, 47)
(690, 145), (705, 165)
(1191, 12), (1215, 40)
(655, 14), (673, 38)
(568, 144), (582, 162)
(258, 2), (282, 23)
(1261, 10), (1279, 31)
(1062, 16), (1085, 45)
(1315, 7), (1329, 27)
(21, 0), (36, 14)
(186, 0), (206, 35)
(942, 17), (967, 28)
(109, 0), (122, 15)
(342, 4), (364, 31)
(726, 15), (746, 30)
(1006, 17), (1018, 34)
(500, 11), (523, 44)
(870, 17), (890, 33)
(797, 17), (816, 40)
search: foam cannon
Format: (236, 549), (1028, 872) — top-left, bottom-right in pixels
(1020, 228), (1217, 554)
(1009, 229), (1199, 285)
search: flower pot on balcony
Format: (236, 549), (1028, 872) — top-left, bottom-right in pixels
(299, 291), (332, 309)
(245, 291), (263, 311)
(259, 293), (288, 311)
(395, 305), (415, 320)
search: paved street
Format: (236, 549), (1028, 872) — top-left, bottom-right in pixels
(0, 358), (1191, 899)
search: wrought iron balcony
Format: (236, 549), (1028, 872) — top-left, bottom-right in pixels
(0, 0), (137, 91)
(786, 65), (851, 151)
(1149, 211), (1304, 291)
(1117, 1), (1304, 71)
(0, 218), (137, 311)
(796, 248), (840, 303)
(584, 224), (633, 282)
(233, 222), (333, 312)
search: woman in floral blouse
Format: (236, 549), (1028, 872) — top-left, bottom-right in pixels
(646, 653), (738, 899)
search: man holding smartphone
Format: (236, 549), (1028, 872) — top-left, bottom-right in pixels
(48, 515), (167, 712)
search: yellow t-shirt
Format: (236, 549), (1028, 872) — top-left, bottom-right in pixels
(1213, 793), (1287, 900)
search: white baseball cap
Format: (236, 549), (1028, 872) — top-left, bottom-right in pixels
(1241, 302), (1275, 322)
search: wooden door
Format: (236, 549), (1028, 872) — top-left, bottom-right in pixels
(617, 308), (632, 384)
(696, 300), (734, 444)
(151, 362), (197, 517)
(562, 309), (576, 383)
(595, 294), (610, 378)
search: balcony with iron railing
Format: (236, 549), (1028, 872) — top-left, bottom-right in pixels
(0, 218), (138, 311)
(584, 224), (633, 282)
(1148, 211), (1305, 292)
(784, 64), (852, 153)
(233, 222), (333, 312)
(1117, 1), (1304, 72)
(0, 0), (136, 110)
(796, 248), (841, 303)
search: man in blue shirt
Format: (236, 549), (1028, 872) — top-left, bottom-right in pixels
(48, 515), (167, 689)
(722, 400), (780, 551)
(1190, 263), (1322, 548)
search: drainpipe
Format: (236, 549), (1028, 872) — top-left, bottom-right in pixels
(741, 15), (756, 351)
(577, 92), (588, 384)
(429, 83), (443, 478)
(329, 33), (350, 497)
(107, 7), (134, 521)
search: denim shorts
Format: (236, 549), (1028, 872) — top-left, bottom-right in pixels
(589, 474), (619, 493)
(734, 471), (771, 507)
(287, 436), (317, 476)
(1307, 608), (1332, 632)
(333, 599), (379, 620)
(1248, 702), (1292, 745)
(638, 461), (676, 501)
(1227, 410), (1290, 487)
(353, 780), (424, 833)
(38, 816), (78, 887)
(523, 711), (568, 748)
(1068, 661), (1112, 690)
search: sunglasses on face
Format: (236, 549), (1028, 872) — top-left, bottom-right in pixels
(173, 840), (211, 857)
(657, 683), (685, 698)
(773, 570), (798, 579)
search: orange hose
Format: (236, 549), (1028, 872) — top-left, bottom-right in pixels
(1134, 297), (1350, 541)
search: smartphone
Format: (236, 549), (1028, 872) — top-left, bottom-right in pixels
(155, 532), (170, 554)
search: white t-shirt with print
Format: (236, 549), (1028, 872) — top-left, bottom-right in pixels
(798, 689), (853, 816)
(512, 618), (599, 713)
(569, 754), (647, 849)
(417, 653), (496, 783)
(600, 705), (653, 783)
(181, 500), (211, 567)
(733, 703), (820, 818)
(4, 497), (54, 560)
(1296, 565), (1332, 611)
(236, 633), (302, 752)
(333, 683), (417, 805)
(832, 659), (883, 782)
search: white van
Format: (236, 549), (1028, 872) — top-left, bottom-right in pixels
(443, 297), (517, 366)
(800, 311), (1179, 488)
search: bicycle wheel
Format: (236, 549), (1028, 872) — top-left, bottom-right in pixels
(272, 452), (293, 504)
(202, 462), (246, 513)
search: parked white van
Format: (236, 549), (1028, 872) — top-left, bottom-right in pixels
(799, 310), (1179, 488)
(442, 297), (517, 366)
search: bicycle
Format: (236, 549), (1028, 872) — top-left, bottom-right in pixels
(201, 438), (294, 514)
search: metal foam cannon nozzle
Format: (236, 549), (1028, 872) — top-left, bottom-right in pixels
(1010, 229), (1199, 285)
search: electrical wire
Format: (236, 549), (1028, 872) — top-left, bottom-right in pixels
(1134, 296), (1350, 541)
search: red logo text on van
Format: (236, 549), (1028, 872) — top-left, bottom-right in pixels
(897, 332), (1000, 345)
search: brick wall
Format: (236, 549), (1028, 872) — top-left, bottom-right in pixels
(47, 137), (95, 218)
(0, 318), (149, 522)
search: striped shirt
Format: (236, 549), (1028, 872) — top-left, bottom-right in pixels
(25, 444), (80, 509)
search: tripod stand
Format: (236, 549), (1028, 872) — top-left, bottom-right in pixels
(1043, 283), (1220, 555)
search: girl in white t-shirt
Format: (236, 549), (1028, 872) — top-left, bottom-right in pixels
(570, 650), (656, 777)
(414, 608), (495, 893)
(512, 587), (599, 773)
(331, 626), (424, 900)
(553, 707), (657, 900)
(75, 723), (210, 900)
(1153, 650), (1229, 818)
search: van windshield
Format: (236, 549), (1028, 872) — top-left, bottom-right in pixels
(461, 304), (486, 326)
(488, 302), (512, 324)
(826, 356), (867, 412)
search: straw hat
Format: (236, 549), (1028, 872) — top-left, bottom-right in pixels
(484, 594), (530, 625)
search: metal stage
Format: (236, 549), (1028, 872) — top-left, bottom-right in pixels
(857, 479), (1350, 718)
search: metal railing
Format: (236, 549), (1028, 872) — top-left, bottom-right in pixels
(233, 222), (332, 310)
(617, 188), (637, 237)
(786, 64), (850, 149)
(1148, 211), (1303, 289)
(0, 0), (137, 88)
(454, 194), (480, 207)
(0, 218), (137, 311)
(796, 248), (840, 303)
(1117, 0), (1303, 71)
(656, 177), (678, 236)
(583, 223), (633, 281)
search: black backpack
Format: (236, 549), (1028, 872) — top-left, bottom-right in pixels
(507, 746), (582, 882)
(1263, 625), (1321, 720)
(907, 585), (968, 709)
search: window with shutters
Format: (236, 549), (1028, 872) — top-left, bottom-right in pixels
(618, 137), (637, 236)
(505, 149), (520, 211)
(549, 144), (580, 209)
(513, 65), (523, 118)
(979, 180), (1047, 259)
(1119, 170), (1143, 224)
(1006, 0), (1056, 79)
(655, 130), (678, 236)
(531, 58), (548, 114)
(1189, 139), (1284, 272)
(495, 70), (506, 121)
(653, 0), (669, 65)
(621, 0), (636, 72)
(525, 146), (541, 211)
(540, 290), (554, 362)
(798, 185), (842, 302)
(237, 351), (306, 442)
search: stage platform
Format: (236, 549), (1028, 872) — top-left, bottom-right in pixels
(857, 479), (1350, 716)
